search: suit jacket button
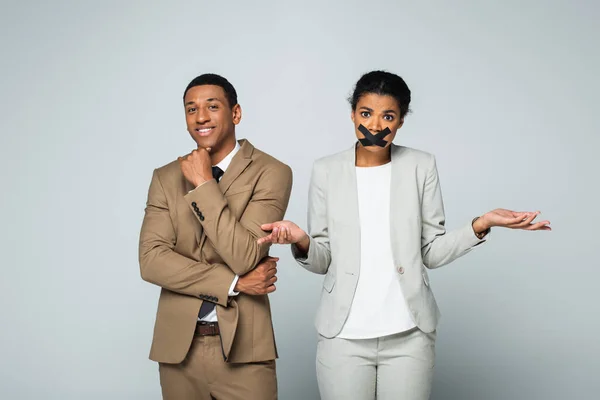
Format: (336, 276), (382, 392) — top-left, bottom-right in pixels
(199, 214), (205, 221)
(397, 266), (405, 274)
(191, 202), (197, 207)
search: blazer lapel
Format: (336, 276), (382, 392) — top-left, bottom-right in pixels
(340, 144), (361, 276)
(389, 144), (412, 264)
(217, 139), (253, 195)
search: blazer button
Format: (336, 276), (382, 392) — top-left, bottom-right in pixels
(199, 214), (205, 221)
(397, 266), (405, 274)
(191, 202), (197, 207)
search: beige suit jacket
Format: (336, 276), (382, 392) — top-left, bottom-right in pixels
(139, 139), (292, 364)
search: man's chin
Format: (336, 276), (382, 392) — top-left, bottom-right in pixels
(192, 135), (216, 149)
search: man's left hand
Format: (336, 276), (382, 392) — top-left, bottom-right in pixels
(178, 147), (212, 188)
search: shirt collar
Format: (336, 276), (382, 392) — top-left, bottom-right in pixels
(214, 141), (240, 172)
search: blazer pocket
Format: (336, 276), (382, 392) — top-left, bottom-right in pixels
(225, 184), (252, 196)
(323, 272), (336, 293)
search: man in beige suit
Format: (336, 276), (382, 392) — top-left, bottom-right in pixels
(139, 73), (292, 399)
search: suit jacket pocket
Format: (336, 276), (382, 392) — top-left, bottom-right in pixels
(323, 272), (336, 293)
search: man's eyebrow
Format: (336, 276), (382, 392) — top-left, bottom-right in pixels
(185, 98), (224, 106)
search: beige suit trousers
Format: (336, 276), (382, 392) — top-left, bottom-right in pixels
(159, 334), (277, 400)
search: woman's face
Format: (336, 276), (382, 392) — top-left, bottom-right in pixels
(351, 92), (404, 152)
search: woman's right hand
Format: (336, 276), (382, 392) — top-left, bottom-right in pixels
(257, 220), (308, 247)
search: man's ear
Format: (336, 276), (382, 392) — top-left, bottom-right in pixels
(232, 104), (242, 125)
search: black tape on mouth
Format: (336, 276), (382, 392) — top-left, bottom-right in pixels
(358, 125), (391, 147)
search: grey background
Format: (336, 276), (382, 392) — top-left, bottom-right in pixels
(1, 0), (598, 399)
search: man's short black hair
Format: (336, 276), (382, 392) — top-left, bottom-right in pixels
(348, 70), (411, 118)
(183, 73), (238, 109)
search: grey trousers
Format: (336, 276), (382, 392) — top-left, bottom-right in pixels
(316, 328), (436, 400)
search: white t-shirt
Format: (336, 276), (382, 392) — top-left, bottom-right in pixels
(338, 162), (416, 339)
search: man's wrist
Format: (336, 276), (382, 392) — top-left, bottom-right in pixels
(194, 176), (211, 188)
(234, 278), (244, 293)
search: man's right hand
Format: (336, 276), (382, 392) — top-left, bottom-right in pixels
(234, 256), (278, 295)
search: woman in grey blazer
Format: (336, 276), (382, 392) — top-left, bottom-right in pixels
(258, 70), (550, 400)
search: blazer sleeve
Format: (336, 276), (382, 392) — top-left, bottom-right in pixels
(420, 155), (489, 269)
(291, 161), (331, 275)
(184, 163), (293, 276)
(139, 169), (235, 306)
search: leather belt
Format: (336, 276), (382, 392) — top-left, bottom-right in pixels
(195, 321), (220, 336)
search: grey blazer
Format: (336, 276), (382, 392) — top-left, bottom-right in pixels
(292, 143), (488, 338)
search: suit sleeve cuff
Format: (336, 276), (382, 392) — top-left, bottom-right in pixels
(228, 275), (240, 296)
(465, 222), (490, 247)
(184, 179), (225, 224)
(187, 179), (214, 194)
(292, 236), (317, 265)
(291, 243), (307, 261)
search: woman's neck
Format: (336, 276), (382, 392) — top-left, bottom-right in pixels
(355, 144), (391, 167)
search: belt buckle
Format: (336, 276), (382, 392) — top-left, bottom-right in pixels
(196, 321), (218, 336)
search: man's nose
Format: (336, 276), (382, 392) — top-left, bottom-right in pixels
(196, 109), (210, 124)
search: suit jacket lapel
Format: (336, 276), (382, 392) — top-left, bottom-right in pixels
(390, 144), (411, 264)
(218, 139), (253, 195)
(340, 144), (361, 276)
